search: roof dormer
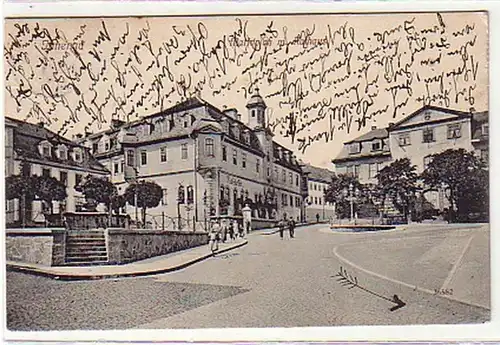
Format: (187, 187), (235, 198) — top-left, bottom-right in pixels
(38, 140), (53, 158)
(57, 144), (68, 160)
(73, 147), (83, 163)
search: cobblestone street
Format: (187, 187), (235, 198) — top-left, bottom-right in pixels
(6, 224), (490, 330)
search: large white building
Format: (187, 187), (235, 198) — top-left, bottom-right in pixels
(79, 91), (307, 229)
(333, 105), (489, 213)
(5, 117), (109, 227)
(302, 164), (335, 222)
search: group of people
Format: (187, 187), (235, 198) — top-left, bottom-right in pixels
(209, 219), (247, 252)
(278, 217), (296, 239)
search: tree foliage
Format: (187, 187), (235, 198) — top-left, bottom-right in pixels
(6, 174), (35, 201)
(124, 180), (163, 227)
(376, 158), (419, 220)
(421, 148), (488, 222)
(324, 173), (364, 218)
(77, 175), (118, 208)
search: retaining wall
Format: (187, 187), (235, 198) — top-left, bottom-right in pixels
(107, 229), (209, 264)
(5, 228), (66, 266)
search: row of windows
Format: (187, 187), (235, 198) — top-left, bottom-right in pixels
(399, 124), (464, 146)
(39, 143), (83, 162)
(281, 193), (301, 208)
(126, 144), (188, 167)
(306, 196), (333, 206)
(309, 182), (327, 192)
(221, 144), (262, 172)
(37, 167), (82, 187)
(349, 141), (383, 154)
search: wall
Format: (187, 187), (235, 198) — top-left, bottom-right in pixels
(106, 229), (209, 264)
(5, 228), (66, 266)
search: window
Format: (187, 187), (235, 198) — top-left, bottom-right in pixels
(274, 167), (278, 179)
(354, 165), (360, 177)
(315, 197), (318, 205)
(75, 174), (82, 187)
(114, 163), (119, 174)
(289, 172), (293, 184)
(105, 141), (110, 151)
(121, 160), (125, 173)
(282, 193), (288, 206)
(181, 143), (188, 159)
(110, 138), (117, 149)
(42, 168), (51, 178)
(256, 159), (260, 173)
(92, 143), (98, 154)
(282, 169), (286, 182)
(371, 141), (381, 151)
(127, 149), (135, 166)
(21, 163), (31, 177)
(233, 149), (238, 165)
(482, 123), (489, 136)
(205, 138), (215, 157)
(319, 198), (322, 205)
(399, 134), (411, 146)
(242, 153), (247, 168)
(59, 171), (67, 186)
(42, 144), (51, 157)
(348, 143), (361, 154)
(447, 124), (462, 139)
(161, 189), (168, 205)
(73, 149), (82, 162)
(289, 195), (293, 206)
(58, 146), (68, 160)
(141, 151), (147, 165)
(222, 145), (227, 161)
(424, 156), (433, 170)
(187, 186), (194, 204)
(252, 109), (256, 118)
(422, 128), (435, 143)
(296, 175), (299, 186)
(160, 147), (167, 162)
(369, 163), (378, 178)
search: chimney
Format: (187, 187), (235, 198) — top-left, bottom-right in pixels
(72, 134), (83, 140)
(371, 125), (377, 130)
(111, 119), (125, 129)
(223, 108), (238, 119)
(388, 122), (395, 128)
(236, 113), (242, 121)
(37, 121), (44, 128)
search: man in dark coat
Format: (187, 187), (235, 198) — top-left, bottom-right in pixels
(288, 217), (296, 238)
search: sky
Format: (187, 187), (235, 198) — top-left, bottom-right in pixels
(4, 12), (488, 169)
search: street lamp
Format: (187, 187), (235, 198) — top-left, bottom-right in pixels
(343, 183), (360, 224)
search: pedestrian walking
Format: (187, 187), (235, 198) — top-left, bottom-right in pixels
(238, 220), (244, 238)
(278, 219), (285, 239)
(220, 219), (228, 243)
(316, 213), (320, 223)
(209, 221), (221, 253)
(288, 217), (296, 238)
(228, 221), (235, 241)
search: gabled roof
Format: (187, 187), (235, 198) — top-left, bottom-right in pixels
(389, 105), (472, 130)
(6, 117), (108, 173)
(346, 128), (389, 144)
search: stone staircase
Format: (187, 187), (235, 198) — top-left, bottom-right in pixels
(64, 230), (108, 266)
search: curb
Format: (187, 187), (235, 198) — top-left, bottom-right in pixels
(7, 240), (248, 281)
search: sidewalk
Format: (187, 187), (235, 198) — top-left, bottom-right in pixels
(6, 238), (247, 281)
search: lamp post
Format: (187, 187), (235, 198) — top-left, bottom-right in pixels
(343, 183), (360, 224)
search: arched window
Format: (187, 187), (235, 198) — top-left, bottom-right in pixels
(205, 137), (215, 157)
(186, 185), (194, 204)
(178, 185), (185, 204)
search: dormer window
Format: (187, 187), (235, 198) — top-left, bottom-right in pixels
(39, 141), (52, 158)
(482, 123), (489, 136)
(371, 140), (382, 151)
(73, 148), (83, 162)
(348, 143), (361, 154)
(58, 145), (68, 160)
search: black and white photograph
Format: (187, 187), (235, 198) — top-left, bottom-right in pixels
(2, 5), (492, 337)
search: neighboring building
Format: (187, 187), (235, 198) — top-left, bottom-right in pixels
(80, 91), (305, 228)
(302, 164), (335, 222)
(5, 117), (109, 226)
(332, 105), (489, 213)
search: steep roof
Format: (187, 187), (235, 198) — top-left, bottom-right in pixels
(302, 163), (334, 183)
(345, 128), (389, 144)
(6, 117), (108, 173)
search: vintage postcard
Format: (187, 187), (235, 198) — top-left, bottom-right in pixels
(2, 3), (494, 341)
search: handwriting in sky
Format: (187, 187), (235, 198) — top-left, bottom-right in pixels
(4, 13), (487, 158)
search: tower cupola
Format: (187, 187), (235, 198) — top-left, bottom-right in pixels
(246, 87), (267, 129)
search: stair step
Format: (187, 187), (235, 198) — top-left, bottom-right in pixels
(66, 240), (106, 244)
(62, 261), (109, 266)
(66, 249), (107, 255)
(66, 255), (108, 261)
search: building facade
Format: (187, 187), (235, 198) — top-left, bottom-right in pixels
(80, 91), (305, 229)
(302, 164), (335, 222)
(5, 117), (109, 226)
(332, 106), (489, 213)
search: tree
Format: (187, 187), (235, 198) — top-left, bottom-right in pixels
(324, 173), (364, 219)
(6, 174), (36, 226)
(376, 158), (418, 221)
(77, 175), (118, 212)
(32, 175), (67, 215)
(421, 148), (487, 222)
(124, 180), (163, 228)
